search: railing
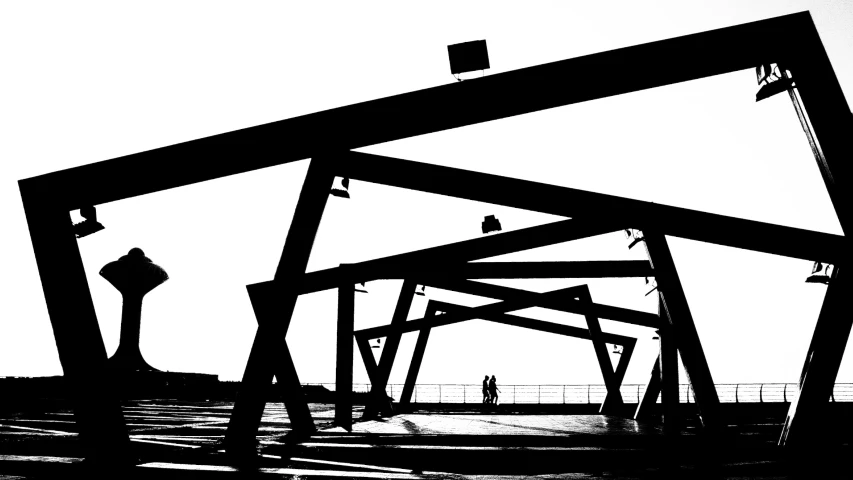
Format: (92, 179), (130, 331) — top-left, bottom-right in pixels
(302, 383), (853, 404)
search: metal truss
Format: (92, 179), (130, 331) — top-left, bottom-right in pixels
(17, 12), (851, 462)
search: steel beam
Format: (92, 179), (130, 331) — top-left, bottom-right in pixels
(644, 233), (717, 435)
(335, 269), (355, 430)
(356, 284), (590, 339)
(634, 356), (662, 421)
(245, 283), (315, 433)
(427, 300), (635, 347)
(788, 19), (853, 236)
(15, 194), (131, 465)
(575, 289), (624, 413)
(297, 219), (623, 294)
(356, 335), (379, 384)
(659, 323), (680, 435)
(225, 158), (332, 454)
(18, 13), (811, 211)
(364, 280), (417, 418)
(400, 305), (439, 406)
(780, 266), (852, 448)
(339, 151), (844, 264)
(424, 278), (660, 329)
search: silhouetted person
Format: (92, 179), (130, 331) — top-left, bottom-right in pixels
(489, 375), (500, 405)
(482, 375), (490, 403)
(100, 248), (168, 372)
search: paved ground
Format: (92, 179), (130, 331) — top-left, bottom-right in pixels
(324, 413), (662, 437)
(0, 401), (842, 478)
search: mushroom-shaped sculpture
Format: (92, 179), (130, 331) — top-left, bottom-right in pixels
(100, 248), (168, 372)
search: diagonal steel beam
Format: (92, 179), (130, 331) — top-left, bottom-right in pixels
(337, 151), (845, 263)
(399, 304), (439, 406)
(634, 356), (662, 421)
(19, 13), (812, 211)
(297, 218), (623, 294)
(422, 278), (660, 329)
(780, 266), (853, 448)
(426, 300), (634, 346)
(225, 158), (333, 454)
(643, 231), (718, 435)
(364, 280), (417, 418)
(355, 284), (591, 340)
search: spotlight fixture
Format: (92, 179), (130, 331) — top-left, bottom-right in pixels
(415, 285), (426, 296)
(756, 63), (795, 102)
(330, 177), (351, 198)
(448, 40), (490, 81)
(805, 261), (831, 284)
(644, 276), (658, 296)
(73, 205), (105, 238)
(624, 229), (644, 249)
(371, 338), (381, 349)
(482, 215), (502, 234)
(355, 282), (369, 293)
(612, 344), (623, 355)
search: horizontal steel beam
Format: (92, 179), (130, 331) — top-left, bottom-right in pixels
(422, 278), (660, 329)
(338, 151), (845, 263)
(19, 13), (807, 211)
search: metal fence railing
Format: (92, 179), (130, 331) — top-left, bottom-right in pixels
(302, 383), (853, 404)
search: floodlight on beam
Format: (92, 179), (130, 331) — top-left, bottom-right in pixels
(73, 205), (104, 238)
(355, 282), (369, 293)
(330, 177), (350, 198)
(482, 215), (502, 234)
(624, 229), (645, 249)
(756, 63), (795, 102)
(805, 261), (831, 284)
(448, 40), (490, 81)
(415, 285), (426, 296)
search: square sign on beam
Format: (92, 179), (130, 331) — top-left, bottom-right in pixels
(448, 40), (490, 75)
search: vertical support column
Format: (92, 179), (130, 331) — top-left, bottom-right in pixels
(780, 266), (851, 448)
(578, 290), (623, 414)
(335, 266), (355, 430)
(659, 319), (680, 435)
(634, 355), (661, 421)
(226, 158), (333, 455)
(17, 195), (130, 465)
(364, 280), (417, 418)
(400, 304), (435, 405)
(644, 232), (720, 435)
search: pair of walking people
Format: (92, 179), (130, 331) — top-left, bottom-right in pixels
(482, 375), (501, 405)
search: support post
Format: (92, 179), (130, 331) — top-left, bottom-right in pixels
(355, 334), (379, 384)
(400, 326), (432, 405)
(644, 232), (719, 435)
(247, 283), (315, 433)
(578, 290), (624, 414)
(335, 267), (355, 429)
(364, 280), (417, 418)
(659, 321), (680, 435)
(16, 199), (130, 465)
(225, 158), (333, 455)
(634, 355), (662, 421)
(780, 266), (852, 448)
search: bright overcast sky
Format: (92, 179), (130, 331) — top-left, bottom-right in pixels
(1, 1), (852, 390)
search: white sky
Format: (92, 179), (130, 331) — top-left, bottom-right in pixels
(1, 1), (852, 389)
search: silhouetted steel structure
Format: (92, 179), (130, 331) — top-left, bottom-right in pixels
(18, 12), (851, 465)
